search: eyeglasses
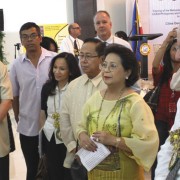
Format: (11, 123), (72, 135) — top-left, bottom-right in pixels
(21, 33), (39, 41)
(79, 54), (98, 61)
(99, 62), (119, 72)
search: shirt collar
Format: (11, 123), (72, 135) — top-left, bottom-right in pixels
(21, 47), (57, 63)
(69, 35), (76, 42)
(96, 34), (113, 44)
(61, 83), (68, 91)
(55, 83), (69, 92)
(83, 72), (103, 87)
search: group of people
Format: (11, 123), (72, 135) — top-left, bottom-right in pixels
(0, 9), (180, 180)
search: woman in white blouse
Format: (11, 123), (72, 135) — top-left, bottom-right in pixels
(40, 52), (81, 180)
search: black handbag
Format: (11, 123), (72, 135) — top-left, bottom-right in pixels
(36, 154), (48, 180)
(144, 84), (161, 114)
(70, 141), (88, 180)
(7, 113), (15, 153)
(36, 131), (49, 180)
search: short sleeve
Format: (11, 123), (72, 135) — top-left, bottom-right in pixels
(0, 62), (13, 100)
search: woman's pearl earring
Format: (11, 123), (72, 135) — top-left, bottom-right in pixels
(125, 76), (129, 80)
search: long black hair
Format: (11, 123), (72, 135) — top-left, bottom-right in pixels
(44, 52), (81, 96)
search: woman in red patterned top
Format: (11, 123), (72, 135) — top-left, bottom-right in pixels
(151, 28), (180, 179)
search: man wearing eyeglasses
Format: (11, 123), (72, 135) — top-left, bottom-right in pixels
(60, 23), (83, 61)
(60, 38), (106, 174)
(9, 22), (57, 180)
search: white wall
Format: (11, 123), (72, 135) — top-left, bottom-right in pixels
(3, 0), (154, 67)
(2, 0), (128, 66)
(97, 0), (127, 34)
(2, 0), (67, 32)
(1, 0), (67, 65)
(66, 0), (74, 23)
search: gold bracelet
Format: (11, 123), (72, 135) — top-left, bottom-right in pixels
(115, 137), (121, 148)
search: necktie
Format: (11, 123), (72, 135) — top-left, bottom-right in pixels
(74, 40), (79, 63)
(166, 158), (180, 180)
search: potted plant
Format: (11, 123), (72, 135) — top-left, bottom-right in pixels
(0, 31), (7, 64)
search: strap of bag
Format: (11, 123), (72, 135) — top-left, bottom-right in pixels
(148, 85), (161, 102)
(39, 130), (44, 157)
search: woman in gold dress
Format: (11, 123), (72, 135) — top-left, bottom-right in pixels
(77, 44), (159, 180)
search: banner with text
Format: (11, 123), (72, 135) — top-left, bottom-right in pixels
(149, 0), (180, 44)
(39, 23), (68, 50)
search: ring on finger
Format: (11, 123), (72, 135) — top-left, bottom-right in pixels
(85, 144), (88, 148)
(96, 138), (99, 142)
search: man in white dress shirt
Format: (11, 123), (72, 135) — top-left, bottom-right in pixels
(155, 29), (180, 179)
(93, 10), (142, 93)
(93, 10), (132, 50)
(60, 23), (83, 58)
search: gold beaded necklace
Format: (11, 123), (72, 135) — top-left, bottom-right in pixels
(96, 87), (125, 131)
(51, 89), (62, 141)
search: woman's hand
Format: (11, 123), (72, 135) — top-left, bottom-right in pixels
(79, 132), (97, 152)
(164, 28), (177, 44)
(153, 27), (178, 70)
(92, 131), (116, 146)
(92, 131), (133, 154)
